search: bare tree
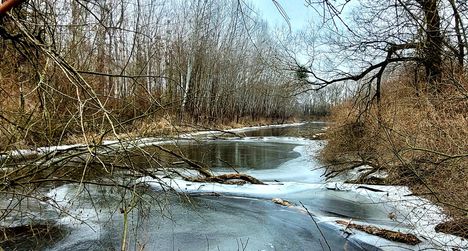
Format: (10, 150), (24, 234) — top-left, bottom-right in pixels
(294, 0), (467, 101)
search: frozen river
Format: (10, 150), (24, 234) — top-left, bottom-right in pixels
(3, 123), (465, 250)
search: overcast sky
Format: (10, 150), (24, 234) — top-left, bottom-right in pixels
(250, 0), (316, 31)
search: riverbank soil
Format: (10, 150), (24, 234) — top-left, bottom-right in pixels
(321, 74), (468, 239)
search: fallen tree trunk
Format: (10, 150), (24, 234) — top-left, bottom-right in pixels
(336, 220), (421, 245)
(191, 173), (265, 185)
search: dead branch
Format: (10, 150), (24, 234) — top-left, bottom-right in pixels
(151, 144), (212, 177)
(336, 220), (421, 245)
(190, 173), (265, 185)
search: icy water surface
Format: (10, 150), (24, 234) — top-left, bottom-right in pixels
(161, 140), (301, 171)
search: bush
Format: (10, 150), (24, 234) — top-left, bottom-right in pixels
(322, 72), (468, 221)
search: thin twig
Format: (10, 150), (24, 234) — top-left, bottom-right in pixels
(300, 201), (331, 251)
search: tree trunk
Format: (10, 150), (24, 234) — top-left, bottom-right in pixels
(417, 0), (442, 86)
(449, 0), (465, 70)
(182, 56), (193, 113)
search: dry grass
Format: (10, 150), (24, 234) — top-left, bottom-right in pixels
(322, 72), (468, 226)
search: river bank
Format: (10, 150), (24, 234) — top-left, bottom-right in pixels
(0, 121), (308, 160)
(0, 115), (301, 153)
(320, 79), (468, 242)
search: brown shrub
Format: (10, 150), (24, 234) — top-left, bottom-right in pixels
(322, 72), (468, 222)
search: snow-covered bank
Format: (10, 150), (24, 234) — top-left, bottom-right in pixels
(323, 183), (468, 250)
(0, 122), (307, 160)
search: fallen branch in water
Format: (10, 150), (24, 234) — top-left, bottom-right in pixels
(151, 145), (212, 177)
(153, 145), (264, 185)
(272, 198), (293, 206)
(355, 185), (386, 193)
(180, 124), (244, 138)
(190, 173), (265, 185)
(336, 220), (421, 245)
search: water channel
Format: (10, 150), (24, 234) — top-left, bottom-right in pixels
(2, 123), (446, 250)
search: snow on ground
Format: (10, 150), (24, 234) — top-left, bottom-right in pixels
(322, 183), (468, 250)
